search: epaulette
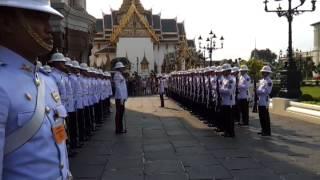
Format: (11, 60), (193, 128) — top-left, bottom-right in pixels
(39, 68), (51, 76)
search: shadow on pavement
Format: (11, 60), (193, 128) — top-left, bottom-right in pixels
(70, 100), (320, 180)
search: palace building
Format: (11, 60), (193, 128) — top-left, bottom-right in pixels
(51, 0), (96, 62)
(90, 0), (197, 76)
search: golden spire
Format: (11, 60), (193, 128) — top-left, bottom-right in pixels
(119, 0), (144, 14)
(110, 2), (159, 44)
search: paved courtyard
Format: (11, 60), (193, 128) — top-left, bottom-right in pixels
(70, 96), (320, 180)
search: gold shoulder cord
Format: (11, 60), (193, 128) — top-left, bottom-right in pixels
(17, 12), (53, 52)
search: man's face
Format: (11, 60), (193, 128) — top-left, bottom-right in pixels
(54, 61), (67, 72)
(22, 10), (53, 52)
(0, 8), (53, 59)
(223, 70), (231, 76)
(241, 71), (247, 75)
(262, 72), (269, 78)
(232, 72), (239, 76)
(71, 67), (79, 74)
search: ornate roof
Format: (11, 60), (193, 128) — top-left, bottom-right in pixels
(95, 19), (103, 32)
(110, 2), (159, 44)
(177, 23), (185, 35)
(94, 0), (190, 44)
(152, 15), (161, 30)
(103, 15), (112, 29)
(161, 19), (178, 33)
(141, 53), (149, 65)
(119, 0), (144, 14)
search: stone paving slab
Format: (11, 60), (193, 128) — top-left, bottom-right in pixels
(145, 174), (189, 180)
(220, 158), (263, 170)
(144, 160), (185, 175)
(185, 165), (233, 179)
(70, 96), (320, 180)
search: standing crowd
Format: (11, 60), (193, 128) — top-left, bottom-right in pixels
(167, 64), (273, 137)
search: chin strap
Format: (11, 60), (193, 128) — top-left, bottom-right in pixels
(17, 12), (53, 52)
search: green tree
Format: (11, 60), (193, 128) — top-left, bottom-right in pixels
(250, 49), (277, 64)
(246, 58), (264, 81)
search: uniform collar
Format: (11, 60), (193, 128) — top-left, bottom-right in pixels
(52, 68), (67, 76)
(0, 45), (35, 73)
(264, 76), (270, 80)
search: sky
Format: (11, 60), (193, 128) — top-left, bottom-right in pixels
(86, 0), (320, 61)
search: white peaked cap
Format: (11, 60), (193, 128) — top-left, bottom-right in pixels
(240, 65), (249, 71)
(231, 67), (239, 73)
(0, 0), (63, 18)
(114, 62), (125, 69)
(215, 66), (223, 73)
(71, 60), (81, 69)
(80, 63), (88, 71)
(222, 64), (232, 71)
(49, 52), (66, 63)
(260, 65), (272, 73)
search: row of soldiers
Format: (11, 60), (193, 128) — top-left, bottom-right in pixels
(167, 64), (273, 137)
(40, 52), (113, 156)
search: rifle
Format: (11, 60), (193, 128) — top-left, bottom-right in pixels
(252, 78), (258, 113)
(216, 76), (221, 112)
(235, 76), (239, 101)
(208, 75), (213, 109)
(202, 73), (206, 104)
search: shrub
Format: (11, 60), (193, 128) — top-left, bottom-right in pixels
(299, 94), (314, 101)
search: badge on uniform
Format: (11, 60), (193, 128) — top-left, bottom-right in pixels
(51, 91), (61, 102)
(52, 118), (68, 144)
(25, 93), (32, 101)
(268, 82), (272, 86)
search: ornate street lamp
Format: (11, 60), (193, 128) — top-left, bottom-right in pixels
(264, 0), (316, 98)
(206, 30), (224, 66)
(198, 35), (207, 67)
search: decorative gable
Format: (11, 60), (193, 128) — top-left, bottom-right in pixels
(110, 2), (159, 44)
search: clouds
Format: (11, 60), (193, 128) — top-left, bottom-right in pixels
(87, 0), (320, 60)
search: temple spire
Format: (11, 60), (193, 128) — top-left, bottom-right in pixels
(119, 0), (144, 13)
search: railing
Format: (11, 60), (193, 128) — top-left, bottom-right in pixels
(270, 98), (320, 123)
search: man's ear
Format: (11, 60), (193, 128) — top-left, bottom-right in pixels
(0, 10), (17, 34)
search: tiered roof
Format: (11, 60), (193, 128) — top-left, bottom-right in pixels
(94, 0), (191, 44)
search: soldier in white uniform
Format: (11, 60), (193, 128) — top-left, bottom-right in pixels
(0, 0), (72, 179)
(113, 62), (128, 134)
(208, 66), (216, 127)
(231, 67), (240, 123)
(70, 60), (83, 148)
(215, 66), (224, 132)
(220, 64), (236, 137)
(104, 72), (113, 113)
(238, 65), (251, 125)
(159, 75), (165, 107)
(257, 66), (273, 136)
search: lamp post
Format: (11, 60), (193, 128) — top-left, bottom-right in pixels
(198, 35), (207, 67)
(264, 0), (316, 98)
(206, 30), (224, 66)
